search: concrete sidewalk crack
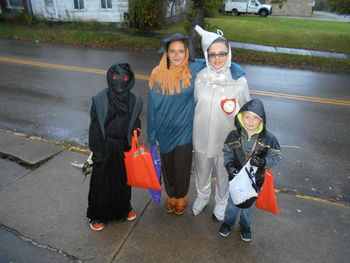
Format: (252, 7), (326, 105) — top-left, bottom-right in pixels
(0, 224), (82, 263)
(110, 198), (152, 263)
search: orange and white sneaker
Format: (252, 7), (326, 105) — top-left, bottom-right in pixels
(89, 221), (104, 231)
(127, 210), (136, 221)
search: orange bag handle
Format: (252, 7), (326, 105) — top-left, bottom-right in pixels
(131, 128), (141, 151)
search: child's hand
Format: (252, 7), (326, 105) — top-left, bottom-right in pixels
(82, 162), (93, 175)
(250, 155), (266, 168)
(225, 162), (238, 181)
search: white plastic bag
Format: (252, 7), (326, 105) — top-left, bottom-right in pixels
(229, 160), (258, 207)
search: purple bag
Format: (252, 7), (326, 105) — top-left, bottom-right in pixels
(149, 145), (162, 204)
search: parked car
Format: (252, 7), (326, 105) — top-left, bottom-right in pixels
(223, 0), (272, 17)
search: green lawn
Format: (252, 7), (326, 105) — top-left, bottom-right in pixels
(158, 15), (350, 54)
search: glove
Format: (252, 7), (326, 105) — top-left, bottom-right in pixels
(250, 155), (266, 168)
(82, 162), (92, 175)
(225, 161), (238, 181)
(82, 152), (93, 175)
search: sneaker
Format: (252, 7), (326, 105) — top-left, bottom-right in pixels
(89, 221), (104, 231)
(240, 227), (252, 242)
(127, 210), (136, 221)
(219, 223), (231, 237)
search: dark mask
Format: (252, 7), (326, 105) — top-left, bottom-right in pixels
(107, 63), (135, 94)
(106, 63), (135, 113)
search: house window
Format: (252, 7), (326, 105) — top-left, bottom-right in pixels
(6, 0), (23, 8)
(45, 0), (54, 8)
(74, 0), (84, 10)
(101, 0), (112, 9)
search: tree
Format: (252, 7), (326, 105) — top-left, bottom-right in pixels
(189, 0), (205, 30)
(329, 0), (350, 15)
(185, 0), (222, 58)
(185, 0), (204, 58)
(129, 0), (166, 30)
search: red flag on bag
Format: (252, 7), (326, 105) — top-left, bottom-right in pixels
(124, 130), (162, 191)
(255, 169), (279, 214)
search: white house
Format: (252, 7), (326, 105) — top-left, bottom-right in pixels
(30, 0), (129, 22)
(3, 0), (189, 23)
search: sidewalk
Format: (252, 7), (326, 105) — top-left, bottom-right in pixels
(229, 41), (349, 59)
(0, 129), (349, 263)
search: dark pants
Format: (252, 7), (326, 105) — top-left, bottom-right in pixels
(160, 143), (192, 199)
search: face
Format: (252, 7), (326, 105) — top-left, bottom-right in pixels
(167, 40), (186, 68)
(207, 42), (229, 70)
(242, 111), (261, 135)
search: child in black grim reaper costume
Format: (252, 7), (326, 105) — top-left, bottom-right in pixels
(87, 63), (142, 231)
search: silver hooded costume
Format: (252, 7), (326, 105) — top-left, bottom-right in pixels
(192, 25), (251, 221)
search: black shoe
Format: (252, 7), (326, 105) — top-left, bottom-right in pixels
(219, 223), (231, 237)
(240, 227), (252, 242)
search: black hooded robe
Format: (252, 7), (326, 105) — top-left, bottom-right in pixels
(87, 63), (142, 222)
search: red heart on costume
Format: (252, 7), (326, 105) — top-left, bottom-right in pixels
(221, 98), (236, 115)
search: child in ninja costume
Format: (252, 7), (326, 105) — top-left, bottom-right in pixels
(220, 98), (282, 241)
(192, 25), (251, 221)
(87, 63), (142, 231)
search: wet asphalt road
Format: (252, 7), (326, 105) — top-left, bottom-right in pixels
(0, 39), (349, 204)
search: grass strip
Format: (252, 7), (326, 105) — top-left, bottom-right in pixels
(0, 23), (349, 72)
(0, 24), (160, 50)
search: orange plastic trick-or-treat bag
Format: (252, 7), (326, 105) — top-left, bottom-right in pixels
(255, 169), (279, 214)
(124, 130), (161, 191)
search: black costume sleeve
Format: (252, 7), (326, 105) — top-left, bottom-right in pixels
(88, 102), (105, 167)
